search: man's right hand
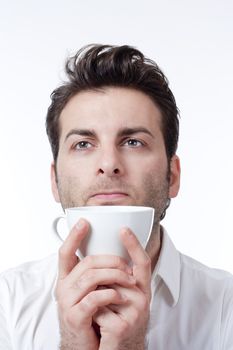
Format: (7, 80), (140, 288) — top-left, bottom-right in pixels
(55, 219), (135, 350)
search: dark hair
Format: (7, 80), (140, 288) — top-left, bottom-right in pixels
(46, 44), (179, 162)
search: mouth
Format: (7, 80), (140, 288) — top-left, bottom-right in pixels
(88, 191), (130, 204)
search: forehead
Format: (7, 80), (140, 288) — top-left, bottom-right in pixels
(59, 87), (162, 137)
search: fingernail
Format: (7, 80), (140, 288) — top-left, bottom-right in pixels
(122, 227), (129, 234)
(76, 219), (85, 229)
(122, 227), (133, 237)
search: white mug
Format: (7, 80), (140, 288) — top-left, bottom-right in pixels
(53, 205), (154, 261)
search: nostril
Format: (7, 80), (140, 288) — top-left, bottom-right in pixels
(98, 168), (120, 175)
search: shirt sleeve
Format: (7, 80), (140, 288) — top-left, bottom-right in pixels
(0, 288), (13, 349)
(222, 278), (233, 350)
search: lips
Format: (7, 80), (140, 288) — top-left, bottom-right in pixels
(90, 192), (128, 199)
(88, 190), (129, 204)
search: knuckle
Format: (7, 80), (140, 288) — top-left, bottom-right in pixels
(108, 255), (126, 271)
(112, 288), (120, 298)
(83, 255), (94, 266)
(115, 255), (124, 268)
(59, 245), (69, 260)
(84, 291), (96, 304)
(78, 270), (94, 286)
(142, 256), (151, 269)
(140, 295), (150, 310)
(115, 319), (129, 337)
(137, 297), (150, 316)
(79, 294), (97, 314)
(125, 305), (137, 323)
(78, 299), (89, 313)
(107, 288), (119, 301)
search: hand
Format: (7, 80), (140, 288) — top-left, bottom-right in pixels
(94, 228), (152, 350)
(55, 219), (135, 350)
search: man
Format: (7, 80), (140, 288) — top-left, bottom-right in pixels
(0, 44), (233, 349)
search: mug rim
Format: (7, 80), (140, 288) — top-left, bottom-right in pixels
(65, 205), (154, 213)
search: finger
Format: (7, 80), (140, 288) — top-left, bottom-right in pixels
(67, 254), (133, 283)
(70, 289), (127, 326)
(62, 269), (136, 307)
(93, 306), (130, 348)
(58, 219), (89, 279)
(93, 306), (120, 329)
(76, 268), (135, 295)
(107, 284), (145, 313)
(120, 228), (151, 294)
(104, 285), (150, 330)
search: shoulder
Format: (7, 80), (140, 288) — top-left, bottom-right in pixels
(180, 253), (233, 301)
(0, 254), (58, 298)
(181, 253), (233, 281)
(180, 256), (233, 344)
(0, 255), (60, 348)
(0, 253), (58, 279)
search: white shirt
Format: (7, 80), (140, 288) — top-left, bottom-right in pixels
(1, 230), (233, 350)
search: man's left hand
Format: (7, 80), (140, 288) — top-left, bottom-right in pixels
(94, 228), (152, 350)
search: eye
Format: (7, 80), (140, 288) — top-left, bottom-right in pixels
(74, 141), (92, 150)
(123, 139), (144, 147)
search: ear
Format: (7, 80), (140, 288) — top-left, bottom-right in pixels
(50, 162), (61, 203)
(168, 155), (181, 199)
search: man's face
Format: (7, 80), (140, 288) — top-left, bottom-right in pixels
(51, 87), (180, 224)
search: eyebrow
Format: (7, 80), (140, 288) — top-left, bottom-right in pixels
(65, 129), (97, 141)
(117, 127), (154, 138)
(64, 126), (154, 142)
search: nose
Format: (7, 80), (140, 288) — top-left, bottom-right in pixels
(96, 146), (124, 177)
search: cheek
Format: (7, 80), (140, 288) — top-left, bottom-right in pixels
(57, 157), (93, 195)
(57, 154), (86, 177)
(137, 154), (168, 175)
(127, 155), (168, 190)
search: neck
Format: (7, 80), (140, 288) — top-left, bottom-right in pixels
(146, 225), (162, 272)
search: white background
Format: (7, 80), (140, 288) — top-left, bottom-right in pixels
(0, 0), (232, 273)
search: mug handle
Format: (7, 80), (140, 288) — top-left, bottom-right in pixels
(52, 216), (83, 258)
(52, 215), (67, 243)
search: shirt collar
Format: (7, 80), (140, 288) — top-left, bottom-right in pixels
(152, 227), (181, 307)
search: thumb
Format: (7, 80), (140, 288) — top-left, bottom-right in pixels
(58, 218), (89, 279)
